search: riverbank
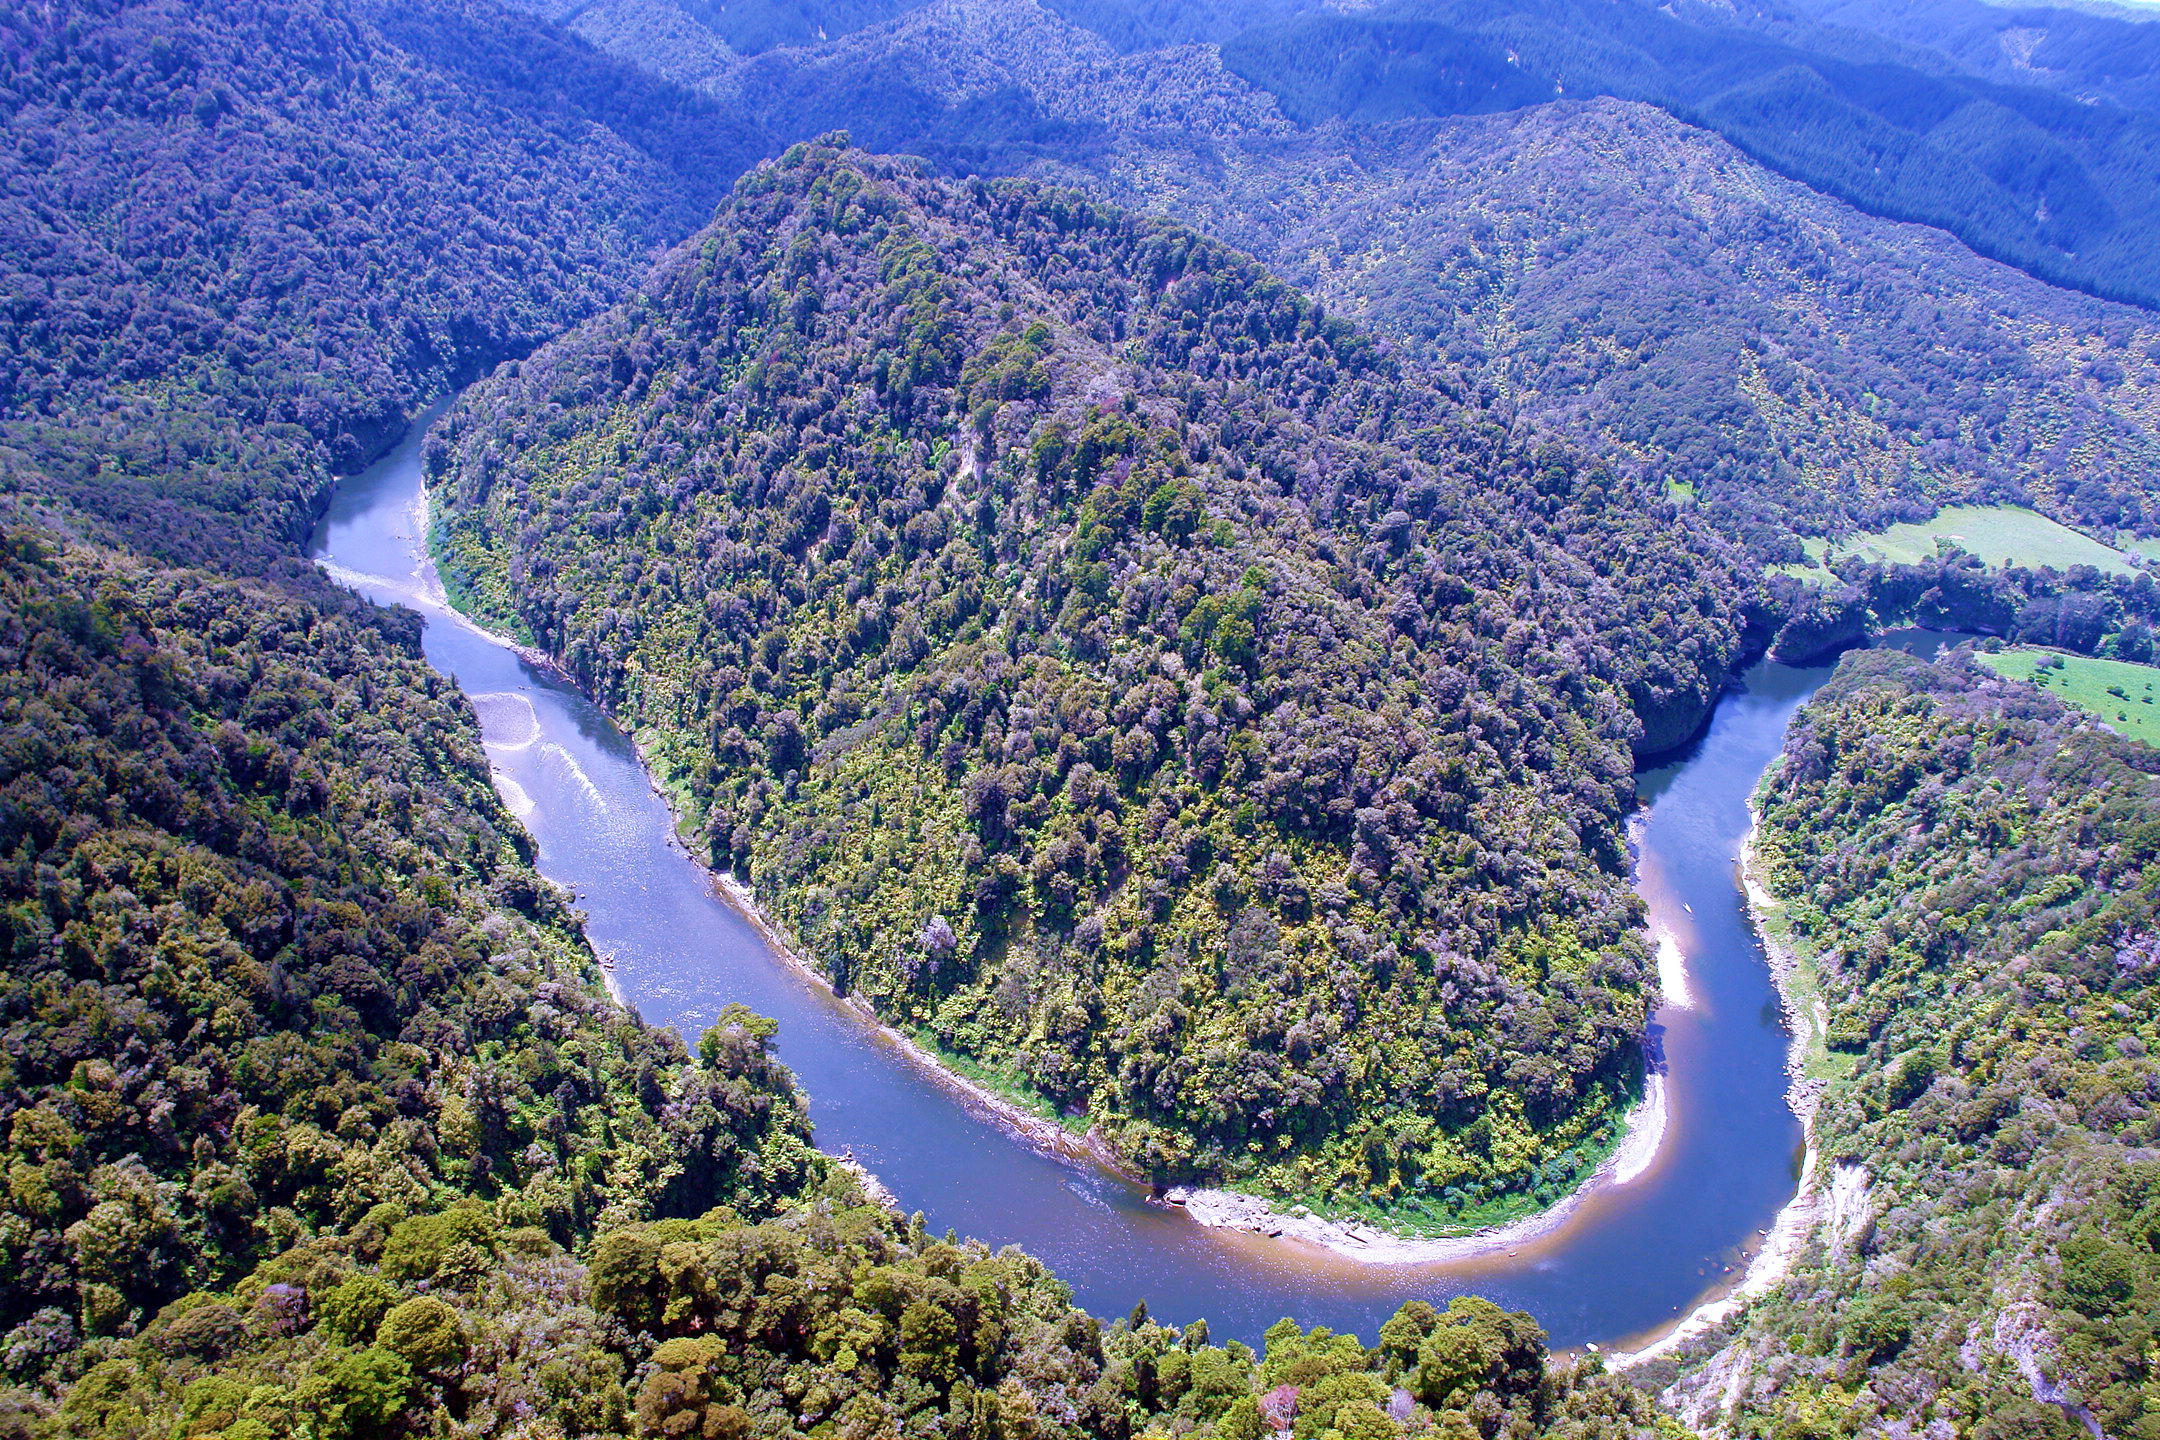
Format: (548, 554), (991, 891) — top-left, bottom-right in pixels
(587, 661), (1681, 1264)
(1609, 808), (1825, 1367)
(708, 871), (1141, 1180)
(1160, 1070), (1668, 1265)
(479, 599), (1691, 1267)
(413, 486), (575, 683)
(401, 442), (1814, 1293)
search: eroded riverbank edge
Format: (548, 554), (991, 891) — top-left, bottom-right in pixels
(1158, 1071), (1667, 1265)
(1609, 803), (1826, 1368)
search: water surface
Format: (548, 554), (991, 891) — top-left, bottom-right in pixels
(313, 412), (1837, 1349)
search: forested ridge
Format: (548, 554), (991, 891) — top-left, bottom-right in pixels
(1213, 0), (2160, 312)
(536, 0), (2160, 563)
(1655, 649), (2160, 1436)
(49, 1189), (1668, 1440)
(432, 137), (1763, 1221)
(0, 0), (760, 571)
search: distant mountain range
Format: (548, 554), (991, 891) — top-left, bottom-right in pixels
(513, 0), (2160, 556)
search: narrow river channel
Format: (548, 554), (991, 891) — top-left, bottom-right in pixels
(314, 410), (1842, 1351)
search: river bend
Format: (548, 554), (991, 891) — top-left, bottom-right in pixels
(313, 411), (1835, 1350)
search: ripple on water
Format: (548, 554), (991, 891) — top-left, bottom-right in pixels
(493, 774), (537, 819)
(469, 690), (542, 750)
(538, 741), (608, 810)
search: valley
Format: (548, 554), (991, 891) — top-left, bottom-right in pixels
(315, 389), (1826, 1350)
(6, 0), (2160, 1434)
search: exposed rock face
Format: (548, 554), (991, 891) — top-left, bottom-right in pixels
(1770, 587), (1872, 665)
(1631, 675), (1719, 758)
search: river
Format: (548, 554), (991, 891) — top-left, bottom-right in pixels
(312, 410), (1846, 1352)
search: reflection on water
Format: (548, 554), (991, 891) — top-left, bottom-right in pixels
(312, 411), (1845, 1348)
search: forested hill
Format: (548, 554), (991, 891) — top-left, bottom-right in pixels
(433, 138), (1760, 1217)
(1216, 0), (2160, 312)
(0, 0), (761, 571)
(1662, 648), (2160, 1435)
(1085, 96), (2160, 559)
(0, 535), (1654, 1440)
(526, 0), (2160, 562)
(0, 530), (828, 1427)
(1791, 0), (2160, 117)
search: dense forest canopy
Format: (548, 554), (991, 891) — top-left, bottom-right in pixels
(0, 0), (761, 571)
(0, 2), (1702, 1434)
(48, 1191), (1664, 1440)
(528, 0), (2160, 562)
(431, 138), (1763, 1218)
(0, 532), (828, 1426)
(9, 0), (2160, 1432)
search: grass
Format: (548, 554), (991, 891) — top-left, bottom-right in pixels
(1746, 873), (1861, 1087)
(1976, 647), (2160, 746)
(1780, 504), (2138, 584)
(904, 1027), (1096, 1139)
(1774, 536), (1836, 586)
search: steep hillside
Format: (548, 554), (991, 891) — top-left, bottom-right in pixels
(528, 0), (2160, 560)
(1661, 648), (2160, 1437)
(0, 0), (761, 570)
(0, 535), (823, 1409)
(1081, 98), (2160, 559)
(433, 139), (1759, 1219)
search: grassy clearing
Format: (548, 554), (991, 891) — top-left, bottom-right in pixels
(1748, 879), (1861, 1087)
(1976, 647), (2160, 746)
(1774, 536), (1837, 586)
(1783, 504), (2138, 584)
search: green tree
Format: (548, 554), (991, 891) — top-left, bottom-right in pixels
(304, 1346), (414, 1440)
(378, 1296), (467, 1376)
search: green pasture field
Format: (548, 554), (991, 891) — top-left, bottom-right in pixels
(1977, 647), (2160, 746)
(1779, 504), (2140, 584)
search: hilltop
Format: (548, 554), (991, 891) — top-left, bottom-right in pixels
(432, 138), (1761, 1216)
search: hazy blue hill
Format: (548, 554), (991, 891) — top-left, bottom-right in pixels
(518, 0), (2160, 564)
(530, 0), (2160, 314)
(1792, 0), (2160, 115)
(0, 0), (762, 570)
(1214, 0), (2160, 309)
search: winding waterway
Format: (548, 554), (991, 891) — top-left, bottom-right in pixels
(314, 410), (1839, 1351)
